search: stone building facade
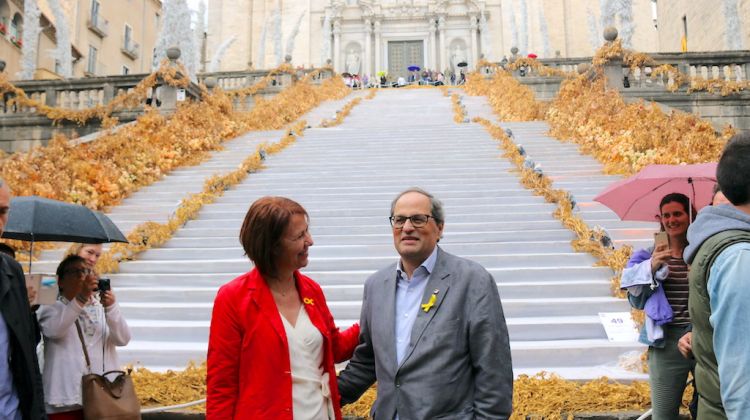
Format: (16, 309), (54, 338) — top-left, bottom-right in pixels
(0, 0), (162, 80)
(654, 0), (749, 53)
(206, 0), (662, 77)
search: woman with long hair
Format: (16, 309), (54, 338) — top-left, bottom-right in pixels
(622, 192), (696, 419)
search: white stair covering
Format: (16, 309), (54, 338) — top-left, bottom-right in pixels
(36, 88), (650, 380)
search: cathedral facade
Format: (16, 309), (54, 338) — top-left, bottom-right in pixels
(206, 0), (662, 77)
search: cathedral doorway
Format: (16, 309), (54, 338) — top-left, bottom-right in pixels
(387, 40), (424, 80)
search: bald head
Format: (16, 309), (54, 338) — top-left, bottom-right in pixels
(0, 179), (10, 237)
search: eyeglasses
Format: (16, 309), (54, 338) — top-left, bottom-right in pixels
(64, 267), (93, 276)
(389, 214), (434, 228)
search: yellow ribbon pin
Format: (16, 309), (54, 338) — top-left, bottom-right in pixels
(303, 297), (315, 306)
(421, 290), (439, 312)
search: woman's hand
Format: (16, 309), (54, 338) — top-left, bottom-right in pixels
(678, 332), (693, 359)
(76, 272), (98, 304)
(27, 286), (37, 307)
(100, 290), (116, 308)
(650, 243), (671, 274)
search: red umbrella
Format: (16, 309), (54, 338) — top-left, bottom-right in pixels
(593, 163), (718, 222)
(527, 53), (538, 59)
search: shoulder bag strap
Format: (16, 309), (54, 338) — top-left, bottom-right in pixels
(75, 320), (92, 372)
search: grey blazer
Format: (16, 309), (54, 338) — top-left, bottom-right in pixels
(338, 247), (513, 420)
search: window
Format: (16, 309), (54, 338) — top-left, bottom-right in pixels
(87, 45), (98, 74)
(124, 24), (132, 49)
(10, 12), (22, 39)
(90, 0), (100, 24)
(122, 65), (130, 75)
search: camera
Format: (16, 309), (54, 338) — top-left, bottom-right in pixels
(97, 278), (111, 292)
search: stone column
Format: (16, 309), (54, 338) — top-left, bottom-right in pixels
(364, 19), (372, 76)
(438, 16), (446, 72)
(469, 15), (478, 70)
(374, 20), (382, 74)
(333, 20), (342, 72)
(429, 19), (438, 70)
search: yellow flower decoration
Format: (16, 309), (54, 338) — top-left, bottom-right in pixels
(303, 297), (315, 306)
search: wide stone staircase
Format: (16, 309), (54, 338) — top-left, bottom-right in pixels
(35, 88), (651, 380)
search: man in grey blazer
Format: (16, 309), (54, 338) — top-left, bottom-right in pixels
(338, 187), (513, 419)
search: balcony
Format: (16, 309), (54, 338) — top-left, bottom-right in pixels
(87, 15), (109, 38)
(121, 41), (140, 60)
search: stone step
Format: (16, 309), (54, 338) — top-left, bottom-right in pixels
(134, 241), (594, 260)
(123, 315), (609, 343)
(119, 338), (645, 372)
(114, 279), (612, 303)
(117, 297), (628, 321)
(95, 266), (613, 287)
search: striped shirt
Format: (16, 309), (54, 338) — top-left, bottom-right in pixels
(664, 256), (690, 326)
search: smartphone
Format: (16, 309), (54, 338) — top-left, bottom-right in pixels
(654, 232), (670, 249)
(97, 278), (111, 292)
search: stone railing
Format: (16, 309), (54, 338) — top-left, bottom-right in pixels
(495, 31), (750, 132)
(197, 67), (331, 111)
(0, 73), (202, 115)
(0, 47), (334, 152)
(536, 51), (750, 89)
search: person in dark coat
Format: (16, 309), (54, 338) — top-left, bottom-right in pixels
(0, 179), (46, 420)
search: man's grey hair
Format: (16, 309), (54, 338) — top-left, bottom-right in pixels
(390, 187), (445, 225)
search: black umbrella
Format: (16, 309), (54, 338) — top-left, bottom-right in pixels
(1, 196), (127, 271)
(457, 62), (468, 68)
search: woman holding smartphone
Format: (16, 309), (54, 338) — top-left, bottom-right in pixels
(621, 192), (696, 419)
(38, 253), (130, 419)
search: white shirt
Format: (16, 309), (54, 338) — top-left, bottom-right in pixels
(38, 296), (131, 413)
(280, 307), (332, 420)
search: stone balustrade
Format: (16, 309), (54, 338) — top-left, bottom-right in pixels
(1, 73), (203, 115)
(0, 62), (333, 152)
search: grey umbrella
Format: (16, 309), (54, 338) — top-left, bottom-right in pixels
(1, 196), (128, 271)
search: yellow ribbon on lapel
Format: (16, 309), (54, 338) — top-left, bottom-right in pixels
(421, 290), (439, 312)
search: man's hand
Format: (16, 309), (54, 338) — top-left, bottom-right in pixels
(678, 332), (693, 359)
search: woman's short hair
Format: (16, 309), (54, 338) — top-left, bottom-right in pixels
(658, 193), (697, 230)
(718, 131), (750, 206)
(56, 254), (86, 280)
(239, 197), (307, 278)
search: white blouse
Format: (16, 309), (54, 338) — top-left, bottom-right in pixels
(280, 307), (333, 420)
(38, 296), (131, 413)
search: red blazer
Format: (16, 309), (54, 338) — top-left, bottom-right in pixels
(207, 268), (360, 419)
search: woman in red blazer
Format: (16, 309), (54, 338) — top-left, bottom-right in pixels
(207, 197), (360, 419)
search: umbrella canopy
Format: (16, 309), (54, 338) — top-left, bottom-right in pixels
(376, 71), (387, 77)
(594, 163), (718, 222)
(527, 53), (538, 59)
(594, 162), (716, 222)
(408, 65), (420, 72)
(1, 196), (127, 243)
(457, 61), (468, 68)
(341, 72), (352, 78)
